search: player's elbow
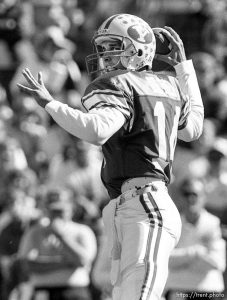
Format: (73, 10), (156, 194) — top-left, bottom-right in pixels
(90, 139), (104, 147)
(189, 126), (203, 141)
(89, 132), (108, 146)
(178, 126), (203, 142)
(95, 137), (108, 146)
(189, 120), (204, 141)
(91, 119), (113, 146)
(83, 118), (110, 145)
(89, 109), (125, 146)
(178, 113), (204, 142)
(87, 139), (105, 147)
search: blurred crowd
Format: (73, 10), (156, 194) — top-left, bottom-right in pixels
(1, 0), (227, 299)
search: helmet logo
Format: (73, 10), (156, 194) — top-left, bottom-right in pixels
(127, 25), (153, 44)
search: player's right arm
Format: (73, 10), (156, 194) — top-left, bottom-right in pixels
(175, 60), (204, 142)
(155, 26), (204, 142)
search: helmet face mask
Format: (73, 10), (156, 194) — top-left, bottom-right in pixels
(86, 35), (137, 75)
(86, 14), (156, 76)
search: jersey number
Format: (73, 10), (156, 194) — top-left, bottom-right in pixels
(154, 101), (180, 161)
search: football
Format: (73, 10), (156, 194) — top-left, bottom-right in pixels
(152, 27), (174, 72)
(153, 28), (172, 55)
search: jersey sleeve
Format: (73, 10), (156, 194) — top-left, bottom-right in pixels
(44, 75), (132, 146)
(81, 76), (133, 120)
(175, 60), (204, 141)
(45, 101), (126, 146)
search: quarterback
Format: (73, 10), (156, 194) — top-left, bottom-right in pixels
(18, 14), (204, 300)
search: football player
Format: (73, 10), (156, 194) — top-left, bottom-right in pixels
(18, 14), (204, 300)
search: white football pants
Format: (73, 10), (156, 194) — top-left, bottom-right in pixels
(102, 181), (182, 300)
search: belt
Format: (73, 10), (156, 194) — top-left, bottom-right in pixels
(119, 177), (165, 205)
(121, 177), (162, 193)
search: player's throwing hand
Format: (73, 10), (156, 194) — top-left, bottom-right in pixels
(155, 26), (186, 66)
(17, 68), (54, 108)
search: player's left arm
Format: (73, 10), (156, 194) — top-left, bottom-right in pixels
(17, 69), (128, 146)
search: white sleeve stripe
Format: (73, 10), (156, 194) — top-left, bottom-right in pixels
(82, 88), (124, 102)
(82, 93), (129, 112)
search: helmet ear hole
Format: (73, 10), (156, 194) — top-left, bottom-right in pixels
(138, 49), (143, 56)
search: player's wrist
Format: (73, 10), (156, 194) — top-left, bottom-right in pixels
(44, 99), (59, 111)
(44, 99), (54, 109)
(174, 59), (193, 73)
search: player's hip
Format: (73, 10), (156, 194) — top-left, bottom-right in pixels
(103, 179), (182, 247)
(120, 182), (181, 239)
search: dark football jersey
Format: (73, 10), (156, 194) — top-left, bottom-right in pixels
(82, 69), (189, 199)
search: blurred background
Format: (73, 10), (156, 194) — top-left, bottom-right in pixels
(1, 0), (227, 299)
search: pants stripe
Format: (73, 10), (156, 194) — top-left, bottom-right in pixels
(139, 192), (163, 300)
(139, 193), (155, 300)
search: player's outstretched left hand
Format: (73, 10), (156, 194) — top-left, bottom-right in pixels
(155, 26), (186, 66)
(17, 68), (54, 108)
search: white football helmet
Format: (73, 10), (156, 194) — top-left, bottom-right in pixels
(86, 14), (156, 75)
